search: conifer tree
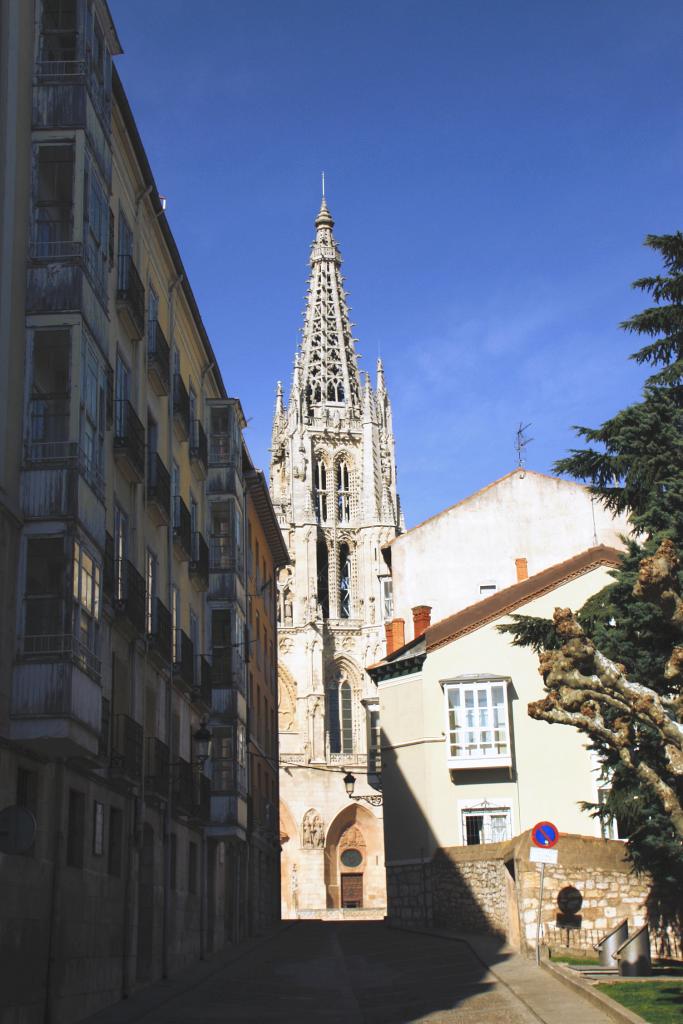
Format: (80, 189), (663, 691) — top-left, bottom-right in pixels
(501, 233), (683, 941)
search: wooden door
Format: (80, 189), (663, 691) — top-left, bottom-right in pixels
(341, 873), (363, 908)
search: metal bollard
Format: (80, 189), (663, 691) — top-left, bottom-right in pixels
(594, 919), (628, 967)
(614, 924), (651, 977)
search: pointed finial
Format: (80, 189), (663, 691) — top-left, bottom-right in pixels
(322, 171), (325, 198)
(315, 181), (334, 229)
(376, 357), (386, 391)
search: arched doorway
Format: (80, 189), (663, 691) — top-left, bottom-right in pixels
(324, 803), (384, 910)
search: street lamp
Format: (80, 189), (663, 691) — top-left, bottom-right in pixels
(193, 722), (212, 770)
(343, 771), (383, 806)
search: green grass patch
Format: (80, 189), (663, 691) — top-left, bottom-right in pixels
(596, 981), (683, 1023)
(550, 954), (600, 966)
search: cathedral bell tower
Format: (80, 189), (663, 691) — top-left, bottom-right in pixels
(271, 196), (402, 916)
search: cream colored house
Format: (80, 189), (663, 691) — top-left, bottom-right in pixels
(386, 469), (629, 635)
(369, 545), (623, 922)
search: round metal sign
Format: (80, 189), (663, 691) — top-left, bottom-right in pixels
(557, 885), (583, 915)
(531, 821), (559, 849)
(0, 805), (36, 855)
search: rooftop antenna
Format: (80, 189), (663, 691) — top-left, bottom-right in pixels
(515, 422), (533, 477)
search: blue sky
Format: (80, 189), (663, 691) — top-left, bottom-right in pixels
(111, 0), (683, 528)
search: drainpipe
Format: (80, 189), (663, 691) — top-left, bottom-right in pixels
(43, 759), (64, 1024)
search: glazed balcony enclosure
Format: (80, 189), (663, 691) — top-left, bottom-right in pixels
(113, 399), (145, 483)
(116, 254), (145, 340)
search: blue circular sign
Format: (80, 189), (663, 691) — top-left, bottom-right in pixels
(531, 821), (559, 848)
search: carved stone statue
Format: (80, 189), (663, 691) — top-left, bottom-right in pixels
(302, 808), (325, 849)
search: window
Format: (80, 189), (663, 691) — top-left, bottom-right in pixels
(108, 807), (123, 876)
(24, 537), (65, 650)
(73, 539), (101, 667)
(211, 609), (232, 683)
(462, 804), (512, 846)
(368, 708), (381, 774)
(316, 539), (329, 618)
(85, 157), (109, 292)
(234, 503), (243, 572)
(340, 681), (353, 753)
(188, 841), (198, 894)
(315, 460), (328, 523)
(40, 0), (78, 62)
(118, 210), (133, 259)
(171, 586), (179, 661)
(29, 330), (70, 460)
(382, 581), (393, 618)
(145, 550), (157, 634)
(339, 543), (351, 619)
(113, 506), (128, 601)
(92, 800), (104, 856)
(16, 768), (38, 854)
(34, 144), (74, 256)
(66, 789), (85, 867)
(114, 354), (130, 436)
(337, 462), (350, 523)
(479, 583), (497, 596)
(444, 678), (511, 769)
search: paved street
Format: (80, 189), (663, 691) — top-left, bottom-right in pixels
(84, 921), (615, 1024)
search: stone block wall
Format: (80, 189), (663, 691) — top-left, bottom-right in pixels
(386, 861), (433, 926)
(431, 852), (508, 935)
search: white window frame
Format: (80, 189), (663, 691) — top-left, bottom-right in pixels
(442, 675), (512, 770)
(458, 798), (514, 846)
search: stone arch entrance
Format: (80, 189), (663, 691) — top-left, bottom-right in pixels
(324, 803), (384, 910)
(279, 800), (299, 918)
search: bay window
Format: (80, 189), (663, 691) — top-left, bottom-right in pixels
(444, 676), (511, 769)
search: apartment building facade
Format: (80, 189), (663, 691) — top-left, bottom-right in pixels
(0, 3), (282, 1021)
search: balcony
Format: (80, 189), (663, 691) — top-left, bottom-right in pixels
(113, 558), (146, 638)
(173, 629), (195, 692)
(147, 319), (170, 396)
(209, 535), (236, 572)
(114, 399), (145, 483)
(116, 255), (145, 340)
(172, 495), (192, 560)
(147, 597), (172, 668)
(145, 736), (170, 802)
(190, 420), (208, 480)
(146, 451), (171, 526)
(189, 531), (209, 592)
(193, 655), (212, 709)
(110, 713), (143, 783)
(208, 432), (238, 467)
(26, 397), (71, 463)
(172, 757), (194, 817)
(173, 373), (190, 441)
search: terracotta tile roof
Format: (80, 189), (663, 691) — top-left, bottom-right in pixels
(425, 544), (622, 652)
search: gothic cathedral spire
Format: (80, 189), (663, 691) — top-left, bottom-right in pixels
(271, 196), (402, 917)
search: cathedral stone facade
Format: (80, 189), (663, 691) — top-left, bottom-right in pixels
(270, 197), (402, 915)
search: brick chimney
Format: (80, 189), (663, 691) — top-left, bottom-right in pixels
(515, 557), (528, 582)
(412, 605), (432, 639)
(384, 618), (405, 656)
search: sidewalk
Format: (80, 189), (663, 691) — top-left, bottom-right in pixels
(391, 924), (627, 1024)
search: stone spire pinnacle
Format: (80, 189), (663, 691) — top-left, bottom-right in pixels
(298, 199), (362, 414)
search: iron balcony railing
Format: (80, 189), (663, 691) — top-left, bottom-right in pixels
(189, 531), (209, 590)
(27, 397), (71, 462)
(147, 597), (172, 665)
(116, 254), (145, 339)
(145, 736), (170, 800)
(172, 757), (194, 816)
(113, 399), (145, 481)
(147, 319), (170, 393)
(189, 419), (208, 472)
(173, 629), (194, 690)
(111, 713), (143, 781)
(172, 495), (192, 560)
(113, 557), (146, 636)
(172, 373), (190, 440)
(146, 451), (171, 521)
(21, 622), (101, 682)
